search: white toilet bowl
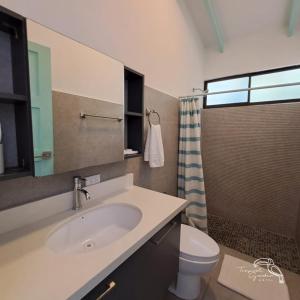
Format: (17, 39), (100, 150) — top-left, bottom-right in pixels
(169, 224), (220, 300)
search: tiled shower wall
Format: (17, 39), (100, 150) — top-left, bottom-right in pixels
(297, 215), (300, 249)
(0, 86), (179, 211)
(202, 102), (300, 238)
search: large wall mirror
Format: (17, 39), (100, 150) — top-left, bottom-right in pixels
(26, 20), (125, 176)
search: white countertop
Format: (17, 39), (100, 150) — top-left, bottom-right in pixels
(0, 174), (187, 300)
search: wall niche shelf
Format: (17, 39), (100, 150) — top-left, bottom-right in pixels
(0, 6), (33, 181)
(0, 93), (27, 103)
(124, 67), (144, 159)
(125, 111), (143, 117)
(0, 168), (32, 180)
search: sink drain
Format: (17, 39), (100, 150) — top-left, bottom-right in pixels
(83, 240), (95, 250)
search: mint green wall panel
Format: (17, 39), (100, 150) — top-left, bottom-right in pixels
(28, 41), (54, 176)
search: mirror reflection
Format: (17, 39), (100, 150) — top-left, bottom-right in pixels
(27, 20), (124, 176)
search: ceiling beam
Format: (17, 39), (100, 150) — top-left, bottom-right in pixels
(288, 0), (300, 36)
(203, 0), (224, 53)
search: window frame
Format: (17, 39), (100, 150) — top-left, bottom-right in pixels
(204, 65), (300, 109)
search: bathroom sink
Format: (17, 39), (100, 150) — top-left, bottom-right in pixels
(46, 203), (142, 254)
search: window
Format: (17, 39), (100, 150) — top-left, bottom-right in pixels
(206, 77), (249, 106)
(204, 66), (300, 108)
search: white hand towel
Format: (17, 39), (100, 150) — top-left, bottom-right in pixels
(144, 124), (164, 168)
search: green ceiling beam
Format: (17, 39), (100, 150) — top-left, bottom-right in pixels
(288, 0), (300, 36)
(203, 0), (224, 53)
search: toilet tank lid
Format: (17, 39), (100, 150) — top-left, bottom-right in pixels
(180, 224), (219, 259)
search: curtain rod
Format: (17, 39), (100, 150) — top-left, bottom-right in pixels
(179, 81), (300, 99)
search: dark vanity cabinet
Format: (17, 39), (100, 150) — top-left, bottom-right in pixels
(82, 214), (181, 300)
(0, 6), (33, 180)
(124, 67), (144, 159)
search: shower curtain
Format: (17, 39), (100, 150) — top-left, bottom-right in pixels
(178, 97), (207, 232)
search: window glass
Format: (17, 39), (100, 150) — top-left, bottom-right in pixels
(206, 77), (249, 106)
(250, 69), (300, 102)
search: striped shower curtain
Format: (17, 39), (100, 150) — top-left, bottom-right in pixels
(178, 97), (207, 232)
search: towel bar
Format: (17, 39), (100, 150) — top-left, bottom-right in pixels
(80, 112), (122, 122)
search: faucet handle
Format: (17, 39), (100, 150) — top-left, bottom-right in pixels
(81, 188), (91, 201)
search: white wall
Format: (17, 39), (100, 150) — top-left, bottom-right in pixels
(204, 28), (300, 80)
(28, 20), (124, 104)
(0, 0), (204, 98)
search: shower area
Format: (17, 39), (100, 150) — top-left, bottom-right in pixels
(201, 101), (300, 274)
(189, 69), (300, 275)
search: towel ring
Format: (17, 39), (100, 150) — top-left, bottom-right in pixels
(146, 108), (160, 125)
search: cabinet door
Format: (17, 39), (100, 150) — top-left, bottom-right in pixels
(28, 41), (54, 176)
(82, 215), (180, 300)
(81, 276), (118, 300)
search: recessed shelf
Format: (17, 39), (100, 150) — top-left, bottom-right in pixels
(125, 67), (144, 114)
(0, 6), (34, 181)
(124, 153), (142, 159)
(0, 92), (27, 103)
(125, 111), (143, 117)
(0, 167), (31, 181)
(124, 67), (144, 157)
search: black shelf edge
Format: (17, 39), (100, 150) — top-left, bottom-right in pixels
(124, 153), (142, 159)
(0, 168), (32, 181)
(124, 66), (144, 77)
(125, 111), (143, 117)
(0, 93), (27, 102)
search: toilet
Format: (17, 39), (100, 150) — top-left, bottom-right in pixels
(169, 224), (220, 300)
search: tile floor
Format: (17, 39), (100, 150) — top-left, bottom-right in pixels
(167, 245), (300, 300)
(208, 214), (300, 274)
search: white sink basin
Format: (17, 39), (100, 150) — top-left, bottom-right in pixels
(46, 203), (142, 254)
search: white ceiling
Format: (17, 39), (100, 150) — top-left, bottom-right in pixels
(185, 0), (292, 49)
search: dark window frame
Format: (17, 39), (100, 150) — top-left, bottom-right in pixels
(204, 65), (300, 109)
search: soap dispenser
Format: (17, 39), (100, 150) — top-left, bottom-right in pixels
(0, 122), (4, 174)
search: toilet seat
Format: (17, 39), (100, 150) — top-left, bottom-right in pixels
(180, 224), (219, 263)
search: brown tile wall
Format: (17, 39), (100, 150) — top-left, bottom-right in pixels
(202, 102), (300, 237)
(0, 86), (179, 211)
(297, 215), (300, 249)
(52, 91), (124, 174)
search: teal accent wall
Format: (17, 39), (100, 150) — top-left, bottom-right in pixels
(28, 41), (54, 176)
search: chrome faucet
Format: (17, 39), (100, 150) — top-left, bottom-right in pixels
(73, 176), (91, 210)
